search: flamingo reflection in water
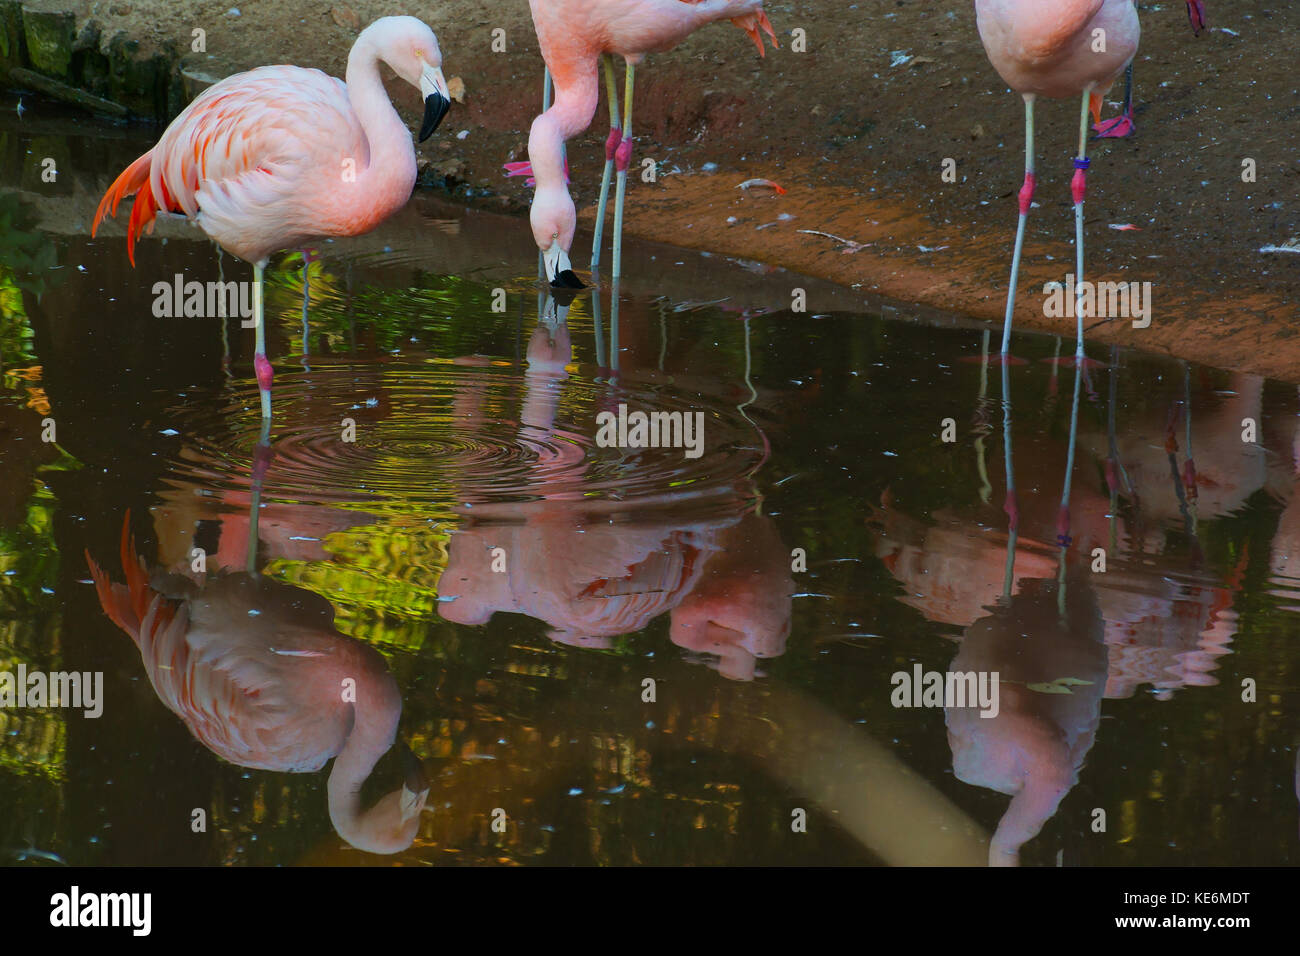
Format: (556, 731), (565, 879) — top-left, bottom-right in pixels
(438, 315), (794, 681)
(85, 512), (428, 855)
(868, 348), (1294, 862)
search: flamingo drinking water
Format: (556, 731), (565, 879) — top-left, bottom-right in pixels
(977, 0), (1192, 362)
(518, 0), (777, 289)
(92, 16), (453, 420)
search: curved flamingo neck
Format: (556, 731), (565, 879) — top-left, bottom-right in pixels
(326, 670), (402, 842)
(529, 72), (598, 196)
(343, 34), (418, 225)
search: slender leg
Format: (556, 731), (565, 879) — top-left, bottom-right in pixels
(609, 280), (621, 379)
(1092, 63), (1134, 139)
(1000, 356), (1018, 603)
(1182, 362), (1197, 505)
(999, 94), (1035, 357)
(246, 416), (272, 574)
(611, 62), (635, 282)
(975, 329), (993, 504)
(591, 54), (621, 274)
(217, 246), (230, 378)
(300, 251), (310, 360)
(252, 261), (272, 420)
(1056, 352), (1085, 618)
(1071, 88), (1092, 360)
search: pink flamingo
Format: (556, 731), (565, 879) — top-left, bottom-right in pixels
(86, 516), (429, 855)
(91, 16), (453, 420)
(977, 0), (1188, 362)
(1093, 2), (1207, 139)
(521, 0), (777, 288)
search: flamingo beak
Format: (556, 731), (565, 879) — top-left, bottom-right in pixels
(543, 241), (584, 289)
(419, 64), (451, 141)
(398, 741), (429, 823)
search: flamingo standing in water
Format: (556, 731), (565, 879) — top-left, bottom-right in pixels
(86, 516), (428, 854)
(92, 16), (453, 420)
(977, 0), (1191, 362)
(520, 0), (777, 288)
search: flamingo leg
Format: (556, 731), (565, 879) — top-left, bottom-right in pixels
(611, 61), (635, 282)
(999, 94), (1035, 356)
(300, 252), (310, 360)
(1092, 63), (1134, 139)
(252, 261), (272, 420)
(1072, 88), (1092, 360)
(591, 53), (621, 275)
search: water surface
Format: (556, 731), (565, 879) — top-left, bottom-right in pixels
(2, 111), (1298, 866)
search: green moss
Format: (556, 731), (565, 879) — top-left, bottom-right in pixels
(22, 10), (76, 79)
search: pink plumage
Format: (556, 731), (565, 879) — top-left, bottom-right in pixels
(90, 16), (453, 421)
(86, 514), (428, 855)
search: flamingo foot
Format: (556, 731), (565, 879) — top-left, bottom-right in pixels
(1186, 0), (1207, 35)
(734, 10), (779, 57)
(1092, 111), (1135, 139)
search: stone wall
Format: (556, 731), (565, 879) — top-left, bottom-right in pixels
(1, 1), (186, 120)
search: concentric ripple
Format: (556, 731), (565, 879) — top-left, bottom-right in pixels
(159, 355), (769, 517)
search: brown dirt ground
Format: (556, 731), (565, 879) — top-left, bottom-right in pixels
(26, 0), (1300, 378)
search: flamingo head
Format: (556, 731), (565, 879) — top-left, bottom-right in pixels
(330, 740), (430, 855)
(364, 15), (451, 141)
(531, 188), (584, 289)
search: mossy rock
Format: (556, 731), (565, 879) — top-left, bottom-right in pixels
(104, 31), (175, 119)
(22, 9), (76, 79)
(0, 1), (27, 72)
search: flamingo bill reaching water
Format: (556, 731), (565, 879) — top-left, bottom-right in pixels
(91, 16), (453, 420)
(520, 0), (777, 289)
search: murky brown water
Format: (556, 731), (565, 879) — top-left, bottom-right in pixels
(2, 110), (1298, 866)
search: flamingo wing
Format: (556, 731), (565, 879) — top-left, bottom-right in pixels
(95, 65), (364, 264)
(165, 614), (350, 772)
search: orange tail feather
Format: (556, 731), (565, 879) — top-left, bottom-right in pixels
(92, 152), (157, 268)
(85, 511), (174, 646)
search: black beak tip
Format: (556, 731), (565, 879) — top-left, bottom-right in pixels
(419, 92), (451, 142)
(550, 287), (580, 308)
(398, 739), (427, 791)
(551, 269), (585, 291)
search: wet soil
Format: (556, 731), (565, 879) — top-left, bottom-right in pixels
(9, 0), (1298, 376)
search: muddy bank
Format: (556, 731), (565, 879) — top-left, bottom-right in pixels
(3, 1), (1296, 378)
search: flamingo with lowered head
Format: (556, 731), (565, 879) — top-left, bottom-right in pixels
(977, 0), (1197, 363)
(86, 515), (428, 855)
(519, 0), (777, 289)
(91, 16), (453, 421)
